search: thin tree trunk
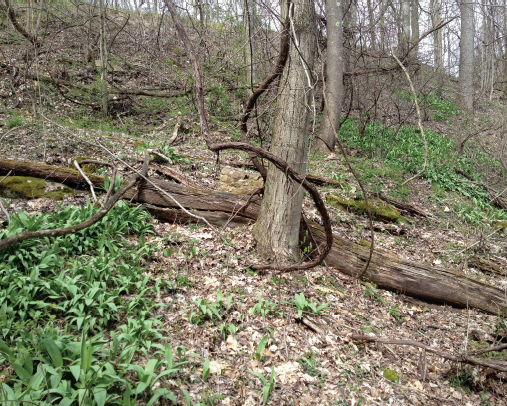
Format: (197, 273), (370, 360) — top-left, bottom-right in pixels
(255, 0), (316, 261)
(99, 0), (109, 118)
(431, 0), (443, 96)
(459, 0), (475, 110)
(399, 0), (411, 53)
(410, 0), (419, 57)
(316, 0), (343, 153)
(367, 0), (376, 49)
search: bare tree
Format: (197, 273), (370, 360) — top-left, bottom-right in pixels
(255, 0), (317, 262)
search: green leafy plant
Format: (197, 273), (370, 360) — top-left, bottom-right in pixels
(250, 365), (276, 404)
(250, 292), (277, 318)
(286, 293), (329, 318)
(252, 334), (269, 362)
(363, 282), (386, 304)
(218, 323), (241, 339)
(202, 358), (210, 382)
(6, 115), (23, 128)
(135, 141), (188, 164)
(387, 305), (404, 322)
(297, 351), (326, 383)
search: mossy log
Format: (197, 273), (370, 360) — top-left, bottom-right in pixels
(2, 159), (505, 315)
(0, 159), (104, 188)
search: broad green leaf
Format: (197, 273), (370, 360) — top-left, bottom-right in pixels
(0, 338), (13, 358)
(262, 385), (270, 404)
(69, 365), (81, 382)
(42, 338), (63, 368)
(0, 383), (18, 405)
(122, 383), (132, 406)
(59, 398), (73, 406)
(93, 386), (107, 406)
(249, 371), (267, 385)
(202, 359), (210, 382)
(12, 363), (30, 382)
(147, 388), (176, 406)
(164, 344), (173, 369)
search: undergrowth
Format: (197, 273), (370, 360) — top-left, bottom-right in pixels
(0, 202), (203, 405)
(338, 118), (507, 224)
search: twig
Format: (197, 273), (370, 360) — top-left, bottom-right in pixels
(456, 229), (500, 255)
(0, 198), (10, 224)
(73, 160), (97, 203)
(352, 334), (507, 372)
(391, 48), (428, 185)
(0, 125), (27, 143)
(0, 170), (13, 185)
(79, 160), (117, 204)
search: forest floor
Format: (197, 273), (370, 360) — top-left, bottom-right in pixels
(1, 107), (507, 406)
(1, 9), (507, 403)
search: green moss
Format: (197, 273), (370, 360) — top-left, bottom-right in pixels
(74, 156), (99, 173)
(327, 194), (404, 223)
(0, 176), (47, 199)
(492, 220), (507, 230)
(383, 369), (399, 383)
(0, 176), (74, 200)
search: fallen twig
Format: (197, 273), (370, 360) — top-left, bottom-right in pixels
(352, 334), (507, 372)
(73, 160), (97, 203)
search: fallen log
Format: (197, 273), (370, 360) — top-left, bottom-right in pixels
(2, 159), (506, 315)
(0, 159), (105, 187)
(128, 181), (507, 316)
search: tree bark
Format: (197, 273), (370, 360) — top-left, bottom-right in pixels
(459, 0), (475, 110)
(431, 0), (443, 96)
(316, 0), (343, 154)
(410, 0), (419, 57)
(255, 0), (316, 261)
(399, 0), (411, 54)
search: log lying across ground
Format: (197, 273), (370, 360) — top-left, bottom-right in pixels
(1, 159), (506, 315)
(125, 178), (507, 316)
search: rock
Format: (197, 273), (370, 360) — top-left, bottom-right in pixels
(218, 167), (263, 195)
(327, 194), (406, 223)
(0, 176), (74, 200)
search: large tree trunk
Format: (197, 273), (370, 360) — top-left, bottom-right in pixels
(255, 0), (316, 261)
(459, 0), (475, 110)
(316, 0), (343, 154)
(1, 159), (506, 315)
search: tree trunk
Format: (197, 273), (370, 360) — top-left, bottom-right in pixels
(255, 0), (316, 261)
(431, 0), (443, 96)
(459, 0), (475, 110)
(243, 0), (256, 94)
(99, 0), (109, 118)
(367, 0), (376, 49)
(399, 0), (411, 53)
(315, 0), (343, 154)
(410, 0), (419, 57)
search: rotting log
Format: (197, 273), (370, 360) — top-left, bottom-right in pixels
(128, 182), (507, 315)
(0, 159), (105, 187)
(2, 159), (506, 315)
